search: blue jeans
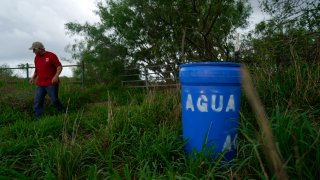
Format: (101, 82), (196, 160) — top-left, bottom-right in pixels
(34, 85), (65, 118)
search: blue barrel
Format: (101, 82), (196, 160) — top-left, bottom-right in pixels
(179, 62), (241, 160)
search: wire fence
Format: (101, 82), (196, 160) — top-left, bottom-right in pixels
(1, 62), (180, 89)
(0, 61), (85, 87)
(121, 64), (180, 89)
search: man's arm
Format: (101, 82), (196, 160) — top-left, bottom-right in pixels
(29, 72), (37, 84)
(52, 66), (62, 84)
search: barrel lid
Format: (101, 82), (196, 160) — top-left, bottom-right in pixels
(179, 62), (241, 85)
(181, 62), (241, 67)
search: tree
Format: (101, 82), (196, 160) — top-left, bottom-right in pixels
(66, 0), (251, 82)
(65, 21), (128, 84)
(261, 0), (319, 31)
(240, 0), (319, 69)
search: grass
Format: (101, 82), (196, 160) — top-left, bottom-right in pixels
(0, 62), (319, 179)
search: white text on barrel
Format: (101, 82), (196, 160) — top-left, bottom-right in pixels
(186, 94), (236, 112)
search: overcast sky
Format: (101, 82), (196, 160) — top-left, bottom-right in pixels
(0, 0), (100, 76)
(0, 0), (268, 76)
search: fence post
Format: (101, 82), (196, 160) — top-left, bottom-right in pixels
(81, 61), (85, 87)
(144, 67), (148, 90)
(26, 63), (29, 81)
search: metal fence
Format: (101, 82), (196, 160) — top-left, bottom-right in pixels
(0, 61), (85, 87)
(121, 64), (179, 89)
(1, 62), (181, 89)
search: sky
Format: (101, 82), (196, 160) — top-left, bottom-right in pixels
(0, 0), (100, 76)
(0, 0), (268, 77)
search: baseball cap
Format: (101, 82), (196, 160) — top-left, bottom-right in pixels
(29, 41), (45, 50)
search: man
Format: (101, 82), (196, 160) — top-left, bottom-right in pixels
(29, 41), (65, 118)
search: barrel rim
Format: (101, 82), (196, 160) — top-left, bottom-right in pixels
(181, 62), (241, 67)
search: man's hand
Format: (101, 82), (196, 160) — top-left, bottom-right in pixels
(52, 75), (59, 84)
(52, 66), (62, 84)
(29, 77), (35, 84)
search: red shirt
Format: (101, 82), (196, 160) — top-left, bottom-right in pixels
(34, 51), (62, 86)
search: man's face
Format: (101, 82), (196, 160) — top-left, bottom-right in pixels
(32, 48), (44, 56)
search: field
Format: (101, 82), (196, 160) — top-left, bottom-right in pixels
(0, 63), (319, 179)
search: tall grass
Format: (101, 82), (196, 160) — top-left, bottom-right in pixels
(238, 62), (320, 179)
(0, 61), (319, 179)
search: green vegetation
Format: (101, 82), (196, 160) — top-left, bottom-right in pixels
(1, 0), (319, 179)
(1, 61), (319, 179)
(65, 0), (252, 83)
